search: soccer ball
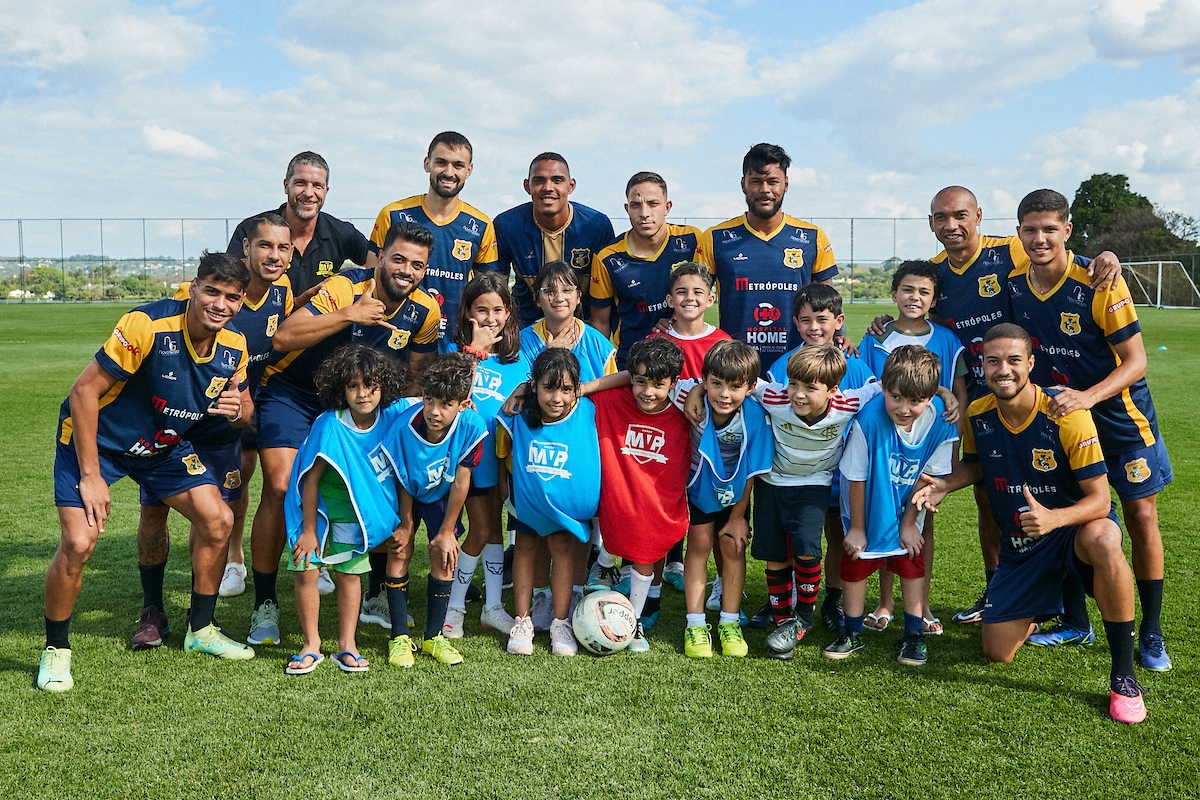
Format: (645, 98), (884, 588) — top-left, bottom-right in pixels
(572, 590), (637, 655)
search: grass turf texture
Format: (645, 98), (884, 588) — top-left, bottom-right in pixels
(1, 302), (1198, 799)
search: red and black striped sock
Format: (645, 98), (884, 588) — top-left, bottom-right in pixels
(793, 558), (822, 627)
(765, 567), (793, 625)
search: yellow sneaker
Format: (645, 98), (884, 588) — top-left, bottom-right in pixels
(421, 634), (464, 665)
(717, 621), (748, 657)
(388, 634), (416, 668)
(684, 624), (713, 659)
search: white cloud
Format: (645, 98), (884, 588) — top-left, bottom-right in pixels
(142, 125), (218, 159)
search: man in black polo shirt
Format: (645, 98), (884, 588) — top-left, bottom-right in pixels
(228, 151), (378, 297)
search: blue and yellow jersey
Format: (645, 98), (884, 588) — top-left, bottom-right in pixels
(697, 214), (837, 375)
(963, 387), (1107, 554)
(369, 195), (497, 348)
(590, 224), (701, 369)
(263, 267), (440, 401)
(1007, 256), (1159, 452)
(490, 201), (617, 328)
(930, 235), (1022, 396)
(58, 299), (249, 458)
(519, 319), (617, 383)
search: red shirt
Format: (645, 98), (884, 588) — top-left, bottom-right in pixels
(593, 386), (691, 563)
(649, 325), (731, 381)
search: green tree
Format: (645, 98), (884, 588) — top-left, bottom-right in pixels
(1068, 173), (1151, 253)
(1069, 173), (1199, 258)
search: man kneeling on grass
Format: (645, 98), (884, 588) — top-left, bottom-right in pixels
(911, 323), (1146, 723)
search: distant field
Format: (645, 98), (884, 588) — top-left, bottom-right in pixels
(1, 302), (1197, 799)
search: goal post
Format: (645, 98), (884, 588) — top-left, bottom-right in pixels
(1123, 261), (1200, 309)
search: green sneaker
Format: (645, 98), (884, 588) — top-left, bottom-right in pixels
(897, 633), (927, 666)
(822, 631), (865, 660)
(37, 647), (73, 692)
(717, 621), (748, 657)
(422, 634), (464, 665)
(684, 624), (713, 658)
(184, 623), (255, 660)
(389, 635), (416, 668)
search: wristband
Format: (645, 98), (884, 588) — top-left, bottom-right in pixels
(462, 345), (489, 360)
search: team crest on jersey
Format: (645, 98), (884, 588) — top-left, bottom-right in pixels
(205, 376), (229, 399)
(389, 329), (411, 350)
(223, 470), (242, 490)
(1032, 449), (1057, 472)
(978, 274), (1001, 297)
(1124, 457), (1151, 484)
(265, 314), (279, 337)
(182, 453), (207, 476)
(473, 366), (505, 401)
(1060, 313), (1081, 336)
(888, 453), (921, 486)
(425, 456), (451, 491)
(453, 239), (472, 261)
(569, 249), (591, 270)
(317, 260), (335, 277)
(783, 249), (805, 269)
(526, 442), (571, 480)
(620, 425), (668, 464)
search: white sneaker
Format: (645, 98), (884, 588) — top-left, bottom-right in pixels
(316, 566), (335, 596)
(705, 576), (724, 611)
(531, 589), (553, 632)
(550, 618), (577, 657)
(480, 604), (515, 634)
(443, 606), (465, 639)
(218, 562), (247, 598)
(360, 591), (390, 628)
(507, 615), (534, 655)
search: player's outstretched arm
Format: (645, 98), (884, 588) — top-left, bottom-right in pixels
(589, 305), (612, 338)
(68, 361), (120, 531)
(910, 461), (981, 513)
(1019, 475), (1111, 538)
(1087, 250), (1122, 291)
(1047, 332), (1146, 419)
(580, 370), (631, 397)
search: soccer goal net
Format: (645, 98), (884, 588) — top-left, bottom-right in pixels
(1123, 261), (1200, 309)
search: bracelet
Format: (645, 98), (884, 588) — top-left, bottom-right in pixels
(231, 406), (243, 423)
(462, 345), (489, 360)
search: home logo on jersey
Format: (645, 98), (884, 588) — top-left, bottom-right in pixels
(526, 442), (571, 480)
(620, 425), (668, 464)
(389, 329), (411, 350)
(473, 366), (506, 401)
(368, 444), (394, 482)
(783, 249), (805, 269)
(1060, 313), (1081, 336)
(265, 314), (279, 337)
(223, 470), (242, 490)
(317, 260), (335, 277)
(753, 303), (781, 325)
(1032, 449), (1057, 472)
(888, 453), (922, 486)
(182, 453), (207, 476)
(978, 274), (1001, 297)
(425, 456), (451, 491)
(205, 376), (229, 399)
(453, 239), (472, 261)
(1125, 457), (1151, 484)
(570, 249), (591, 270)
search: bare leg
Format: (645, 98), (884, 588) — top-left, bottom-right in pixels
(512, 533), (538, 617)
(823, 509), (843, 590)
(336, 572), (362, 656)
(226, 445), (257, 565)
(547, 533), (577, 620)
(684, 523), (715, 616)
(249, 447), (296, 574)
(294, 569), (322, 655)
(45, 507), (101, 622)
(717, 530), (747, 616)
(162, 484), (233, 595)
(136, 505), (171, 566)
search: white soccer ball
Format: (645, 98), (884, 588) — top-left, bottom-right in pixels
(572, 590), (638, 655)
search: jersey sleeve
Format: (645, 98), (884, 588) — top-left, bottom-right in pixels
(840, 423), (869, 481)
(173, 282), (191, 301)
(923, 438), (958, 477)
(1057, 408), (1107, 481)
(589, 253), (615, 307)
(283, 277), (296, 316)
(1093, 277), (1141, 346)
(695, 228), (715, 271)
(953, 349), (969, 379)
(369, 205), (391, 250)
(307, 275), (356, 315)
(96, 309), (155, 380)
(812, 227), (838, 282)
(474, 222), (499, 268)
(1007, 236), (1031, 273)
(602, 347), (617, 376)
(411, 297), (442, 351)
(460, 440), (484, 470)
(233, 346), (250, 391)
(669, 378), (700, 410)
(962, 411), (979, 462)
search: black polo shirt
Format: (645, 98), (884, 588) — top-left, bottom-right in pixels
(227, 204), (377, 295)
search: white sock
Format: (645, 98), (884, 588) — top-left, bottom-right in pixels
(719, 611), (739, 625)
(629, 571), (653, 618)
(481, 543), (504, 608)
(596, 544), (618, 569)
(648, 583), (661, 599)
(686, 612), (706, 628)
(448, 550), (480, 610)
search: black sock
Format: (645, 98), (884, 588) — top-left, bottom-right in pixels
(139, 560), (167, 610)
(985, 568), (996, 588)
(667, 540), (684, 564)
(1136, 579), (1164, 637)
(252, 569), (278, 609)
(643, 594), (661, 618)
(190, 592), (217, 631)
(823, 586), (843, 607)
(45, 616), (71, 650)
(1104, 619), (1136, 685)
(386, 574), (409, 639)
(425, 577), (453, 640)
(1061, 569), (1091, 631)
(368, 552), (387, 598)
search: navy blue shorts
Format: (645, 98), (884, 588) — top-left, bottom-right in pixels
(1105, 438), (1173, 502)
(140, 442), (243, 506)
(54, 437), (217, 508)
(413, 496), (466, 540)
(751, 482), (831, 562)
(983, 510), (1119, 624)
(239, 408), (260, 451)
(256, 384), (321, 450)
(688, 501), (742, 530)
(510, 516), (569, 539)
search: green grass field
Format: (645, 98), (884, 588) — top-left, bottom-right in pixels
(1, 302), (1197, 799)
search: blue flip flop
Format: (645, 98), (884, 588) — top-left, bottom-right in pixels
(334, 650), (369, 673)
(285, 652), (324, 675)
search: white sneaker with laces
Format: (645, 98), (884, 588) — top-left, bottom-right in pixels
(443, 606), (466, 639)
(316, 566), (335, 595)
(359, 591), (390, 628)
(531, 589), (553, 632)
(550, 618), (577, 657)
(480, 604), (515, 634)
(507, 615), (534, 655)
(218, 562), (246, 598)
(705, 576), (724, 611)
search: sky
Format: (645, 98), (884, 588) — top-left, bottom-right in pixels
(4, 0), (1200, 261)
